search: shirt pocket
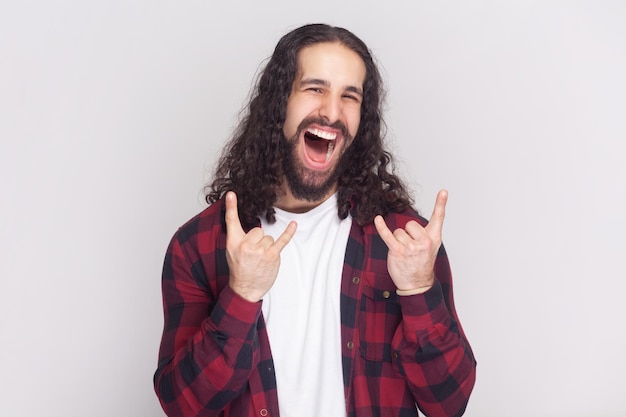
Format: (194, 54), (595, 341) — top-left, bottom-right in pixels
(358, 272), (401, 362)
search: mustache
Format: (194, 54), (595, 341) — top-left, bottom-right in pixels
(294, 116), (350, 140)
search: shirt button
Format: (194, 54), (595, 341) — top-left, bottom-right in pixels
(347, 341), (354, 349)
(260, 409), (268, 416)
(382, 290), (390, 299)
(352, 276), (360, 284)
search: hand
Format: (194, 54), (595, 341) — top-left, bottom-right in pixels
(224, 191), (297, 302)
(374, 190), (448, 293)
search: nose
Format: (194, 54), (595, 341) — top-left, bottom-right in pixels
(319, 94), (342, 124)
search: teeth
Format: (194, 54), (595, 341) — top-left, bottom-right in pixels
(326, 142), (335, 161)
(307, 127), (337, 141)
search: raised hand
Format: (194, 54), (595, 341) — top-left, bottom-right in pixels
(374, 190), (448, 294)
(225, 191), (297, 302)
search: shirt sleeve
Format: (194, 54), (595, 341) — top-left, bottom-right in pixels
(153, 231), (262, 417)
(392, 244), (477, 417)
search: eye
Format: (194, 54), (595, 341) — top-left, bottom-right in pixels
(306, 87), (323, 94)
(343, 93), (361, 102)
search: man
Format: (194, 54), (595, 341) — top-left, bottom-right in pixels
(154, 23), (476, 417)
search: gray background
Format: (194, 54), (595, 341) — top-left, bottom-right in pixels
(1, 1), (625, 416)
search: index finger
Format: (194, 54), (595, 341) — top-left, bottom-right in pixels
(426, 189), (448, 235)
(224, 191), (245, 237)
(270, 221), (297, 254)
(373, 215), (402, 251)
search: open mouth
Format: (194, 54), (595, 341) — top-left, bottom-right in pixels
(303, 127), (337, 165)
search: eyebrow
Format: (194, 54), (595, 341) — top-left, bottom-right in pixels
(299, 78), (363, 96)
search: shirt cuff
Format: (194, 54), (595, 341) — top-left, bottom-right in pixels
(210, 285), (263, 341)
(397, 279), (450, 330)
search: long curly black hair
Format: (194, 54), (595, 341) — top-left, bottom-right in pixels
(206, 23), (413, 227)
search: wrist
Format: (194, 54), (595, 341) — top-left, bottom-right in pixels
(229, 282), (264, 303)
(395, 285), (433, 296)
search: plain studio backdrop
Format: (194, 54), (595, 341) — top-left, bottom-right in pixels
(1, 1), (624, 416)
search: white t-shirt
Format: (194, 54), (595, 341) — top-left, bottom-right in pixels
(261, 194), (351, 417)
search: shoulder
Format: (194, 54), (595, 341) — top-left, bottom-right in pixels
(382, 207), (428, 229)
(171, 198), (227, 249)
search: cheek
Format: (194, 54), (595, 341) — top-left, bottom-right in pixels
(348, 108), (362, 137)
(282, 104), (296, 138)
(283, 99), (303, 138)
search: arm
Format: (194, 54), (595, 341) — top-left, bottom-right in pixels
(154, 193), (296, 417)
(392, 246), (476, 417)
(375, 191), (476, 416)
(153, 231), (262, 417)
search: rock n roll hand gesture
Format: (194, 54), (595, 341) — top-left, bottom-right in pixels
(225, 191), (297, 303)
(374, 190), (448, 294)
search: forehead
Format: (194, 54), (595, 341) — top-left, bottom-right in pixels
(294, 42), (366, 87)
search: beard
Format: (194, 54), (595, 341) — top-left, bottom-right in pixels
(280, 117), (353, 203)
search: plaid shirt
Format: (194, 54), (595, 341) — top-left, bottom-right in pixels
(154, 198), (476, 417)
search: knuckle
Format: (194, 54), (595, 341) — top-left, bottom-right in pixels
(405, 242), (419, 254)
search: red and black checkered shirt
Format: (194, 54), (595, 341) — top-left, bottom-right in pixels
(154, 197), (476, 417)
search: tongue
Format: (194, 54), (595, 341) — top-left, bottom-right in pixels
(305, 137), (329, 162)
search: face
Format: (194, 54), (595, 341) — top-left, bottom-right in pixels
(281, 42), (366, 203)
